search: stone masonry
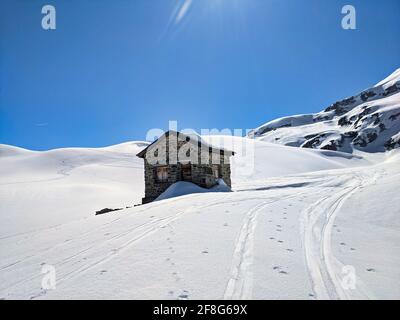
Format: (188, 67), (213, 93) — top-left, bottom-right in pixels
(137, 131), (234, 204)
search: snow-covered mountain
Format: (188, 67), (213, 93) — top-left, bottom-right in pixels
(248, 69), (400, 153)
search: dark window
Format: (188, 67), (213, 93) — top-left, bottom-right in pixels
(212, 165), (220, 178)
(205, 167), (213, 175)
(156, 166), (168, 182)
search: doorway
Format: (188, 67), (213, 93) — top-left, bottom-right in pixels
(181, 163), (192, 181)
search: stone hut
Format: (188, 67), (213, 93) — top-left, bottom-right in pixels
(136, 130), (235, 204)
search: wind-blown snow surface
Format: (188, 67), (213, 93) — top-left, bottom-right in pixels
(248, 69), (400, 153)
(0, 137), (399, 300)
(0, 142), (149, 237)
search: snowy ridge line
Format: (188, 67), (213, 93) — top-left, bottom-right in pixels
(0, 150), (141, 186)
(0, 158), (74, 186)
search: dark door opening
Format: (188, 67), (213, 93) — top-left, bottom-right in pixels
(181, 163), (192, 182)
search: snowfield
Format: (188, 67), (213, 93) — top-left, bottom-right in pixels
(0, 142), (149, 237)
(0, 136), (399, 300)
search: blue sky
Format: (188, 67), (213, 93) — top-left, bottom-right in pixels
(1, 0), (399, 150)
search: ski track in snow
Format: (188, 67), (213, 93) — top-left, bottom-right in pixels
(223, 192), (309, 300)
(301, 169), (383, 300)
(223, 167), (389, 300)
(223, 201), (271, 300)
(1, 194), (237, 298)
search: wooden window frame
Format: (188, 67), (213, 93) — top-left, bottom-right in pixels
(155, 166), (168, 183)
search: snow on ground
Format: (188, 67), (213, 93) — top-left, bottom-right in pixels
(0, 141), (148, 237)
(0, 137), (399, 300)
(155, 179), (231, 202)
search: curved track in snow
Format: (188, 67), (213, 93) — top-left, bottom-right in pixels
(300, 170), (382, 300)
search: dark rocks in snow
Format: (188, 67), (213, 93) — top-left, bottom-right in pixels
(353, 130), (378, 148)
(321, 141), (338, 151)
(389, 112), (400, 121)
(383, 83), (400, 96)
(250, 69), (400, 154)
(384, 138), (394, 150)
(95, 207), (123, 216)
(353, 107), (374, 128)
(371, 114), (380, 125)
(360, 106), (373, 115)
(349, 115), (357, 122)
(338, 116), (352, 126)
(326, 105), (346, 116)
(302, 134), (326, 149)
(313, 115), (330, 122)
(353, 136), (368, 148)
(343, 131), (358, 139)
(258, 123), (292, 135)
(324, 134), (346, 151)
(367, 132), (378, 143)
(325, 96), (356, 115)
(304, 133), (319, 140)
(361, 90), (377, 102)
(302, 133), (345, 151)
(339, 107), (381, 129)
(385, 136), (400, 151)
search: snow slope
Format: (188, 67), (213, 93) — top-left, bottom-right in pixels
(0, 141), (148, 237)
(248, 69), (400, 153)
(1, 136), (399, 300)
